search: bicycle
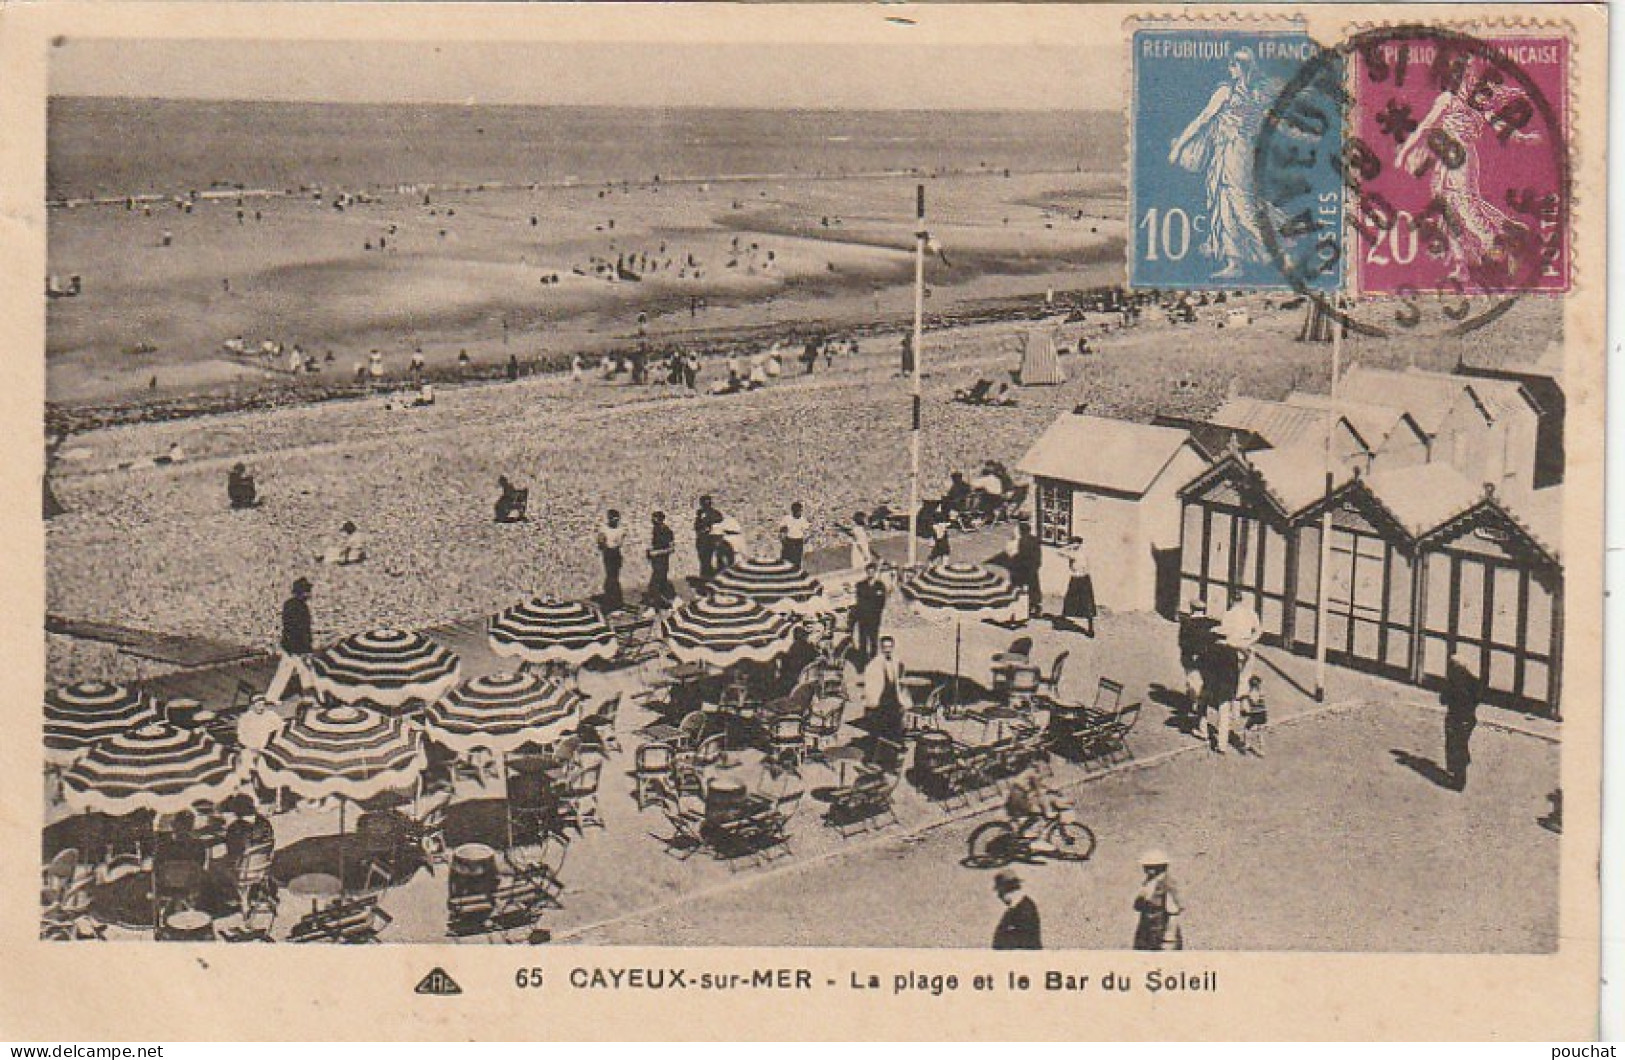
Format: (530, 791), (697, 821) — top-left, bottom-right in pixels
(966, 813), (1097, 867)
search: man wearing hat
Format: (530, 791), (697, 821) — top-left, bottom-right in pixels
(1133, 849), (1184, 950)
(1178, 599), (1219, 733)
(991, 870), (1042, 950)
(265, 577), (315, 703)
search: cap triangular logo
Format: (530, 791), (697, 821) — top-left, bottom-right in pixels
(415, 967), (463, 996)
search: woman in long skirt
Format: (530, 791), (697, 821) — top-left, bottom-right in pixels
(1060, 536), (1097, 636)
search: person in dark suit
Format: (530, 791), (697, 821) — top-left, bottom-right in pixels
(1442, 651), (1482, 791)
(991, 870), (1042, 949)
(852, 564), (888, 663)
(646, 511), (676, 607)
(1015, 522), (1045, 622)
(265, 577), (315, 702)
(693, 496), (723, 581)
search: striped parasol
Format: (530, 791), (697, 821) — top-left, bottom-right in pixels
(61, 722), (239, 816)
(308, 628), (461, 709)
(256, 704), (425, 803)
(423, 671), (580, 755)
(709, 557), (829, 615)
(902, 561), (1024, 703)
(661, 591), (797, 668)
(901, 561), (1023, 622)
(46, 680), (161, 764)
(488, 597), (618, 668)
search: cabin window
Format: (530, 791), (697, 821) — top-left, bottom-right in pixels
(1036, 479), (1072, 545)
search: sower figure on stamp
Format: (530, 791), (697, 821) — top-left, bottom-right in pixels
(1168, 47), (1284, 279)
(1442, 650), (1482, 791)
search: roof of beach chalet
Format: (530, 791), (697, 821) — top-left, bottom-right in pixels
(1247, 447), (1348, 515)
(1207, 397), (1335, 453)
(1283, 392), (1423, 449)
(1360, 463), (1485, 538)
(1335, 365), (1468, 434)
(1019, 414), (1195, 498)
(1450, 375), (1543, 424)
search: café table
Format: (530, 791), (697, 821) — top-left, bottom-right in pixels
(162, 907), (216, 941)
(287, 871), (343, 915)
(822, 744), (870, 786)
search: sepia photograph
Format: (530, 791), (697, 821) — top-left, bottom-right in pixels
(3, 1), (1606, 1041)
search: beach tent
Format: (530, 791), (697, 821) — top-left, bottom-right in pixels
(1017, 330), (1065, 386)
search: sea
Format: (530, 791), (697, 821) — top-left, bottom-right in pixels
(47, 97), (1120, 201)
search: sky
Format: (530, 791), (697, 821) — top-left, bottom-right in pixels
(50, 36), (1124, 110)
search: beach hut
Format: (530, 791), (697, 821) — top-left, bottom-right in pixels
(1176, 448), (1332, 643)
(1019, 413), (1208, 614)
(1016, 330), (1065, 387)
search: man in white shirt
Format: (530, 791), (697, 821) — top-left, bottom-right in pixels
(1219, 590), (1263, 687)
(236, 695), (284, 783)
(596, 509), (627, 611)
(861, 636), (913, 769)
(779, 501), (810, 566)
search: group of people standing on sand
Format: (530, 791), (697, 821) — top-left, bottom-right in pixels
(578, 497), (822, 614)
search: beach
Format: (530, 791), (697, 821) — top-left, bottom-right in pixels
(45, 291), (1560, 687)
(47, 99), (1124, 409)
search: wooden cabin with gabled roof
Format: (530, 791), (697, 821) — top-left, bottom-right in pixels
(1411, 480), (1564, 715)
(1175, 448), (1564, 715)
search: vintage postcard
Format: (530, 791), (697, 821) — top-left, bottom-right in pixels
(0, 2), (1605, 1041)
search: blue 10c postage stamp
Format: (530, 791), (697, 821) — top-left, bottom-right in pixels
(1130, 26), (1344, 291)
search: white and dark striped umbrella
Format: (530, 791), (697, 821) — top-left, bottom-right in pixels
(902, 561), (1023, 622)
(62, 722), (239, 816)
(256, 704), (425, 803)
(308, 628), (461, 709)
(46, 681), (161, 764)
(709, 557), (829, 615)
(662, 591), (797, 668)
(488, 597), (618, 668)
(423, 671), (580, 755)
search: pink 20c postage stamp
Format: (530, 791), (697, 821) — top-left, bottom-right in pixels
(1349, 29), (1570, 296)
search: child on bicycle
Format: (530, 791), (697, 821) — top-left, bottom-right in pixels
(1238, 674), (1268, 757)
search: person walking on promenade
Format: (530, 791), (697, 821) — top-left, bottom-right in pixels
(852, 563), (888, 664)
(1200, 634), (1241, 754)
(646, 511), (677, 607)
(596, 510), (627, 612)
(1132, 850), (1184, 950)
(1442, 651), (1482, 791)
(265, 578), (315, 703)
(991, 870), (1043, 950)
(1178, 600), (1218, 732)
(693, 496), (723, 581)
(778, 501), (810, 567)
(1059, 535), (1096, 636)
(1015, 522), (1044, 623)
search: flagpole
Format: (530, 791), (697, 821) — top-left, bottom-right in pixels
(1313, 298), (1343, 703)
(907, 184), (926, 570)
